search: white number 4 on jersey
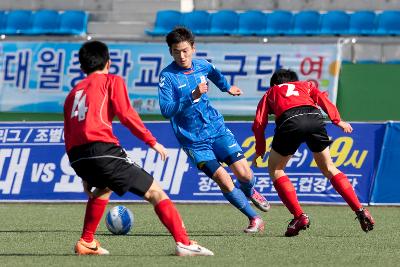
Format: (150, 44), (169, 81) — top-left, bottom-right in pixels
(71, 90), (88, 121)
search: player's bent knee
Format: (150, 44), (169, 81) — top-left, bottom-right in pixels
(234, 164), (252, 180)
(144, 181), (168, 205)
(198, 159), (221, 178)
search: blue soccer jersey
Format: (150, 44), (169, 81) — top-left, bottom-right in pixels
(158, 59), (231, 147)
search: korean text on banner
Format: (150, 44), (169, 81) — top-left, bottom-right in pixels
(0, 42), (341, 115)
(0, 122), (384, 203)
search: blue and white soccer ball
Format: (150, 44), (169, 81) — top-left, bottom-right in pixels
(105, 205), (134, 235)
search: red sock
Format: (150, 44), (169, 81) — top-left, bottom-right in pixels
(81, 197), (109, 243)
(154, 199), (190, 245)
(330, 172), (362, 211)
(273, 176), (303, 218)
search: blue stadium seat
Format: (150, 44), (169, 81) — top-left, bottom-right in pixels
(384, 59), (400, 64)
(29, 9), (60, 35)
(349, 11), (376, 35)
(237, 10), (267, 36)
(376, 10), (400, 36)
(263, 10), (293, 36)
(209, 10), (239, 35)
(320, 10), (350, 35)
(356, 59), (381, 64)
(4, 10), (33, 35)
(341, 60), (353, 64)
(181, 10), (210, 35)
(291, 10), (320, 36)
(0, 11), (6, 34)
(145, 10), (182, 36)
(58, 10), (88, 35)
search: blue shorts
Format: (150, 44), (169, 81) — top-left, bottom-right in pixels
(182, 128), (243, 166)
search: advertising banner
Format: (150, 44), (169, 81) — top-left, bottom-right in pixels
(370, 122), (400, 205)
(0, 42), (341, 115)
(0, 122), (385, 204)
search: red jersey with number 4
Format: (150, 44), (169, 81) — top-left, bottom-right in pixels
(252, 81), (341, 155)
(64, 73), (156, 152)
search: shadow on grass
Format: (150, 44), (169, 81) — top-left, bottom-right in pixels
(0, 253), (74, 256)
(0, 253), (175, 257)
(98, 229), (293, 238)
(0, 230), (80, 233)
(0, 230), (288, 238)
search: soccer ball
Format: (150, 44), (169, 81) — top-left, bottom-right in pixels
(105, 205), (134, 235)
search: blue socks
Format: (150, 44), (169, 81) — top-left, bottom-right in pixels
(223, 187), (257, 219)
(238, 177), (256, 197)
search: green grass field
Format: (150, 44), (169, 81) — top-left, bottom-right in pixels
(0, 204), (398, 267)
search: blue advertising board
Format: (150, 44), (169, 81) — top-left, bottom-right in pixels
(0, 122), (385, 204)
(370, 122), (400, 205)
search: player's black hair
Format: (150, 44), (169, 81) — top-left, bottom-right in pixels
(79, 40), (110, 74)
(166, 26), (195, 48)
(270, 69), (299, 87)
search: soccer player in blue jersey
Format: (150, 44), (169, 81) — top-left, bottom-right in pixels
(158, 27), (270, 233)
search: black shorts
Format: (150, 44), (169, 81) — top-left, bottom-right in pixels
(272, 106), (333, 156)
(67, 142), (153, 197)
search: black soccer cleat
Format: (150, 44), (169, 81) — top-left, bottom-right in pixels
(355, 208), (375, 233)
(285, 213), (310, 237)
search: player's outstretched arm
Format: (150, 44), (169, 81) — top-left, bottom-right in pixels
(151, 142), (169, 161)
(228, 85), (242, 96)
(337, 121), (353, 133)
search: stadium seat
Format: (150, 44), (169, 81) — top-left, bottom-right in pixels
(384, 59), (400, 64)
(320, 10), (350, 35)
(209, 10), (239, 35)
(0, 11), (6, 34)
(4, 10), (33, 35)
(349, 10), (376, 36)
(181, 10), (210, 35)
(356, 59), (381, 64)
(237, 10), (267, 36)
(291, 10), (321, 36)
(341, 60), (353, 64)
(29, 9), (60, 35)
(263, 10), (293, 36)
(145, 10), (182, 36)
(376, 10), (400, 36)
(58, 10), (88, 35)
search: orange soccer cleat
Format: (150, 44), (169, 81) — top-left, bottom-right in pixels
(74, 238), (110, 255)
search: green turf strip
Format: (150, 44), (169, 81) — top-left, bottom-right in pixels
(0, 204), (398, 266)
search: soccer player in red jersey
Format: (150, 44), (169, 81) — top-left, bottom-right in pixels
(64, 41), (213, 256)
(252, 69), (375, 236)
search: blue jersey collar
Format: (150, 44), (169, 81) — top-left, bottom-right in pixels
(173, 61), (194, 74)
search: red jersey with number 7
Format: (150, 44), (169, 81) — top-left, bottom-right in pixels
(252, 81), (341, 155)
(64, 73), (157, 152)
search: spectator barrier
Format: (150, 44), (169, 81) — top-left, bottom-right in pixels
(0, 121), (397, 205)
(370, 122), (400, 205)
(0, 41), (341, 115)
